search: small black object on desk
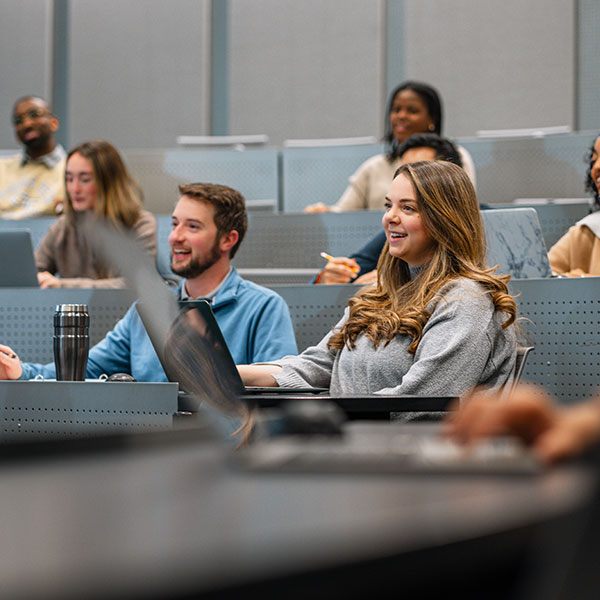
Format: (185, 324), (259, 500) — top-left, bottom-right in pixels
(105, 373), (136, 382)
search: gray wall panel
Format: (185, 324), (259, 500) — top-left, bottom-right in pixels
(0, 0), (53, 149)
(578, 0), (600, 131)
(229, 0), (386, 145)
(0, 1), (589, 152)
(68, 0), (210, 149)
(404, 0), (575, 138)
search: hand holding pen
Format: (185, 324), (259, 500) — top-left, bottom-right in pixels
(317, 252), (361, 285)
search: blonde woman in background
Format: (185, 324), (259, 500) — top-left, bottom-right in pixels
(35, 139), (157, 288)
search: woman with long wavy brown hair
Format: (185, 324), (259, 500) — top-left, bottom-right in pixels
(238, 160), (518, 402)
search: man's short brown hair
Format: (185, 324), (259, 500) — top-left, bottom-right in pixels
(178, 183), (248, 258)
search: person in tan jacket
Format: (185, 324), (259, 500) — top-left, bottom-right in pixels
(35, 139), (157, 288)
(548, 133), (600, 277)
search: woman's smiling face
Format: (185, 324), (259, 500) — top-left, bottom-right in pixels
(382, 173), (436, 267)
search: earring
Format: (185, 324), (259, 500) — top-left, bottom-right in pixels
(428, 123), (435, 132)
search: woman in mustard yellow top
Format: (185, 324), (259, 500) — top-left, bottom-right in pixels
(548, 134), (600, 277)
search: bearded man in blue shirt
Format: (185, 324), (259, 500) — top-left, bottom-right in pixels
(0, 183), (297, 382)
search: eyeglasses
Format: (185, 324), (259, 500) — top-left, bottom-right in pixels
(12, 108), (49, 126)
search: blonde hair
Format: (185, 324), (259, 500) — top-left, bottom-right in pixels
(64, 139), (143, 227)
(328, 160), (517, 353)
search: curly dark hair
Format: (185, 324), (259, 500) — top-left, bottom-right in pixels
(584, 134), (600, 209)
(391, 133), (462, 167)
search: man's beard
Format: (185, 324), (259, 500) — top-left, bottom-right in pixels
(20, 130), (49, 153)
(170, 239), (222, 279)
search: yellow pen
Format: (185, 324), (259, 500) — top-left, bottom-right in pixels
(319, 252), (360, 273)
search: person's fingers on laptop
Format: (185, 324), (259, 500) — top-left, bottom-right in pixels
(37, 271), (61, 288)
(0, 345), (22, 380)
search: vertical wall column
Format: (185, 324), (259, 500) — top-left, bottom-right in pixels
(210, 0), (229, 135)
(51, 0), (69, 148)
(385, 0), (405, 101)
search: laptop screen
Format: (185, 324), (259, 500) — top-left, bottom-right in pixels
(482, 208), (552, 278)
(0, 230), (39, 287)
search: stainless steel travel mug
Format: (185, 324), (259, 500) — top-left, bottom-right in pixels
(53, 304), (90, 381)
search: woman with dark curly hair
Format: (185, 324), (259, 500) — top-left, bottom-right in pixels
(548, 134), (600, 277)
(239, 161), (517, 403)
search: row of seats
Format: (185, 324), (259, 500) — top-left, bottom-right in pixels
(0, 276), (597, 405)
(0, 204), (586, 285)
(116, 131), (597, 213)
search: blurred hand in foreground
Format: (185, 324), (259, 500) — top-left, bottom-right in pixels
(445, 384), (600, 464)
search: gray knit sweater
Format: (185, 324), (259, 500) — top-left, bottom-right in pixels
(273, 278), (517, 398)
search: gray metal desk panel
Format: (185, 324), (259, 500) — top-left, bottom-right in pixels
(0, 380), (177, 440)
(267, 284), (358, 351)
(281, 143), (385, 212)
(510, 276), (600, 404)
(0, 288), (136, 363)
(123, 148), (280, 214)
(233, 211), (384, 269)
(458, 131), (598, 206)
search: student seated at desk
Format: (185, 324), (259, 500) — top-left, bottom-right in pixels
(0, 95), (66, 219)
(239, 161), (517, 403)
(548, 133), (600, 277)
(315, 133), (474, 285)
(304, 80), (476, 214)
(0, 183), (297, 382)
(35, 140), (157, 288)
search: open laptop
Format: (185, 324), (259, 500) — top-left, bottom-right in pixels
(482, 208), (552, 278)
(0, 230), (39, 287)
(173, 300), (327, 396)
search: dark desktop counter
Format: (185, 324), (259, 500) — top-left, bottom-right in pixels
(0, 418), (593, 600)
